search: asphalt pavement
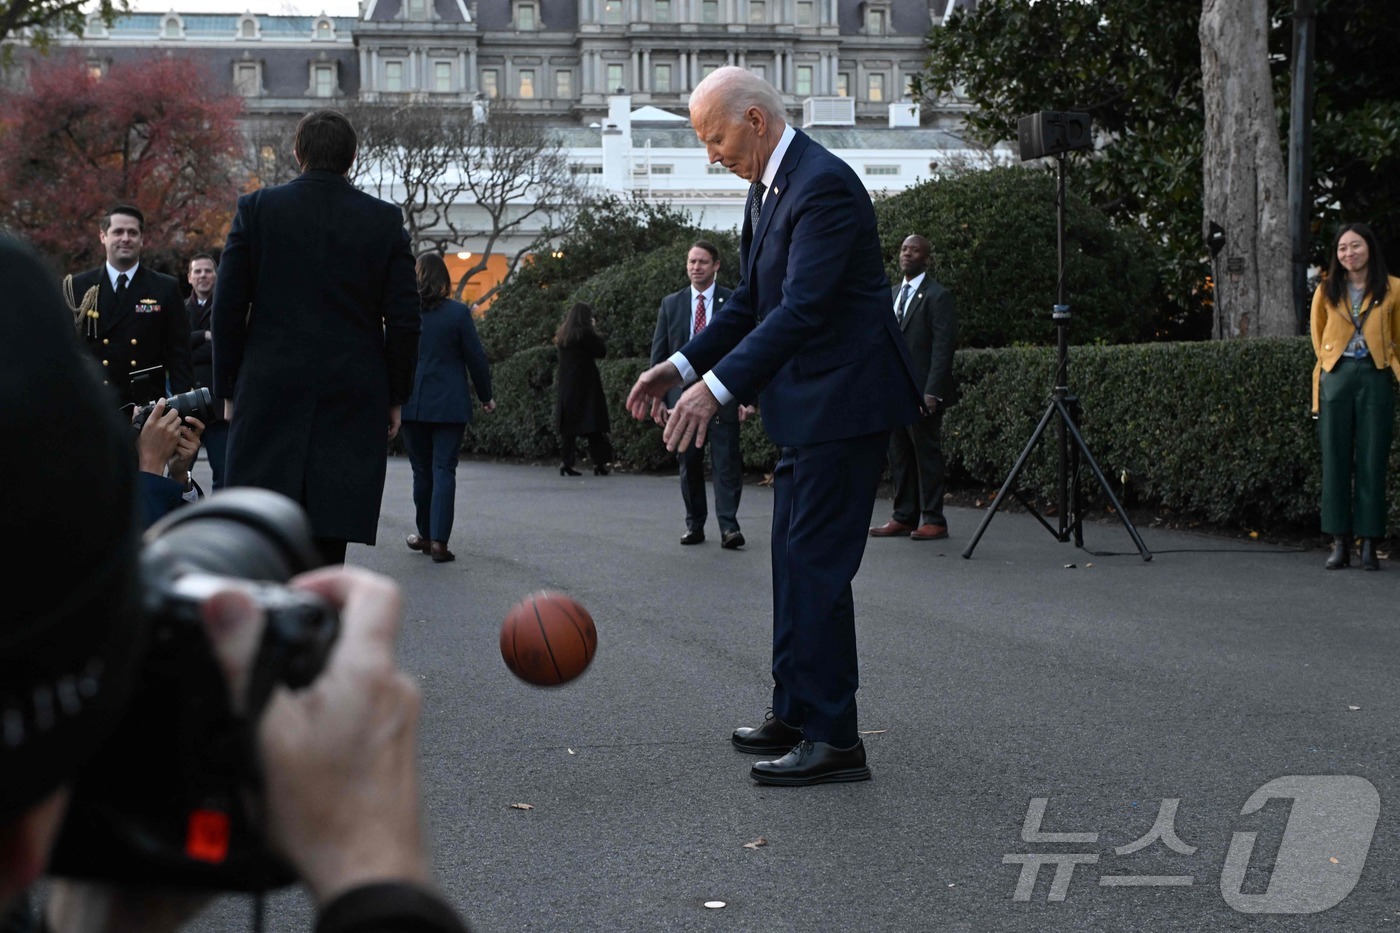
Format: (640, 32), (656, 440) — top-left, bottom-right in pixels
(182, 455), (1399, 933)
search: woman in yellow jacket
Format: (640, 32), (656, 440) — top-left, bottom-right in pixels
(1311, 222), (1400, 570)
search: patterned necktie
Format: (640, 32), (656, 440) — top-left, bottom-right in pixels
(749, 180), (767, 231)
(694, 293), (706, 335)
(115, 272), (129, 306)
(896, 283), (911, 323)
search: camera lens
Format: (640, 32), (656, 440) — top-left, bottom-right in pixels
(142, 488), (325, 583)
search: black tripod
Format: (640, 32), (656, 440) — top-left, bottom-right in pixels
(961, 153), (1151, 562)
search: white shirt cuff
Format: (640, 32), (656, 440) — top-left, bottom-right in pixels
(668, 351), (696, 385)
(702, 371), (734, 406)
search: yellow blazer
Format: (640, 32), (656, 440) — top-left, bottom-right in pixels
(1310, 274), (1400, 412)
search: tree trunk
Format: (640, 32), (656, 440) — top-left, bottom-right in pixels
(1200, 0), (1293, 338)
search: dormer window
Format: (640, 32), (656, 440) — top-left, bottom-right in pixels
(862, 1), (889, 35)
(602, 0), (623, 24)
(405, 0), (429, 20)
(239, 16), (257, 38)
(315, 18), (334, 38)
(515, 2), (537, 29)
(163, 16), (182, 39)
(85, 14), (108, 37)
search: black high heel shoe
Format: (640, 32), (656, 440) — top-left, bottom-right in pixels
(560, 465), (582, 476)
(1360, 537), (1380, 571)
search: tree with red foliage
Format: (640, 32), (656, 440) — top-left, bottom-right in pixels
(0, 52), (245, 274)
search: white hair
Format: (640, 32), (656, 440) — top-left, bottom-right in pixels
(692, 65), (786, 124)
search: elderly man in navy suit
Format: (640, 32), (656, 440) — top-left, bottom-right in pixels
(650, 239), (754, 549)
(213, 109), (420, 566)
(627, 67), (922, 786)
(870, 234), (958, 541)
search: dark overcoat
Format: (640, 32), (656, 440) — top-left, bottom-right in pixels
(70, 264), (193, 408)
(554, 331), (610, 436)
(211, 170), (420, 544)
(401, 298), (493, 424)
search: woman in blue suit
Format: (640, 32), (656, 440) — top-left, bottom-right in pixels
(401, 252), (495, 563)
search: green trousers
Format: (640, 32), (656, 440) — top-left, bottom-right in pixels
(1318, 356), (1395, 537)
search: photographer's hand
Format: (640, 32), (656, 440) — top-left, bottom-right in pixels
(135, 400), (181, 476)
(168, 416), (204, 488)
(201, 566), (431, 906)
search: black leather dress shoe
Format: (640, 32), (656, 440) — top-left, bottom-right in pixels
(750, 739), (871, 786)
(721, 530), (746, 550)
(731, 715), (803, 755)
(680, 529), (705, 545)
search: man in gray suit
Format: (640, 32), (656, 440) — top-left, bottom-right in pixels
(650, 240), (752, 549)
(870, 234), (958, 541)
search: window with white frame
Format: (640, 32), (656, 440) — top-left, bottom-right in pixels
(701, 63), (718, 78)
(865, 6), (886, 34)
(795, 0), (813, 25)
(516, 2), (537, 29)
(481, 68), (499, 98)
(555, 70), (572, 98)
(902, 73), (914, 99)
(434, 61), (453, 93)
(315, 18), (333, 38)
(836, 72), (849, 97)
(163, 16), (181, 38)
(653, 63), (672, 93)
(650, 165), (673, 174)
(235, 62), (260, 97)
(606, 62), (624, 91)
(603, 0), (623, 23)
(706, 164), (728, 174)
(405, 0), (428, 19)
(701, 0), (718, 22)
(867, 72), (885, 101)
(865, 165), (899, 176)
(518, 69), (536, 98)
(384, 60), (405, 92)
(313, 63), (336, 97)
(748, 0), (765, 23)
(655, 0), (672, 21)
(239, 17), (256, 37)
(795, 65), (812, 96)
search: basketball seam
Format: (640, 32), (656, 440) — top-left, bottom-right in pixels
(532, 595), (564, 684)
(558, 602), (595, 664)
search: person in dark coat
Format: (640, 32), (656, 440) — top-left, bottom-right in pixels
(400, 252), (495, 564)
(553, 301), (614, 476)
(212, 109), (421, 565)
(185, 251), (229, 489)
(66, 204), (194, 410)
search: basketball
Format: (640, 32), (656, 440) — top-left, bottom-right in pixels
(500, 591), (598, 686)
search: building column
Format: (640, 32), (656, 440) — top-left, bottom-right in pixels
(631, 49), (640, 89)
(641, 49), (650, 91)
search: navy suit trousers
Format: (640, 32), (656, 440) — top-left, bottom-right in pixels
(770, 429), (890, 746)
(402, 421), (466, 543)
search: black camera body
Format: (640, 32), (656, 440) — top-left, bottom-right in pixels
(48, 489), (339, 892)
(132, 386), (220, 431)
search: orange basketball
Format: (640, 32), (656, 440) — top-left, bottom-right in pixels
(500, 591), (598, 687)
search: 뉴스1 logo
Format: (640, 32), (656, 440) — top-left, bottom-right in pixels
(1004, 775), (1379, 913)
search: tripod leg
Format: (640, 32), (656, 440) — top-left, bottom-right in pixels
(1054, 399), (1153, 561)
(962, 401), (1058, 559)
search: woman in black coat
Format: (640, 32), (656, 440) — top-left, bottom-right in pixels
(554, 301), (613, 476)
(401, 253), (494, 563)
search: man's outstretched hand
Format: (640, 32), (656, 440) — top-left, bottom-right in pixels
(625, 362), (682, 426)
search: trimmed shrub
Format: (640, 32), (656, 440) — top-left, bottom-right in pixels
(575, 232), (742, 360)
(465, 338), (1400, 537)
(874, 167), (1166, 348)
(477, 196), (707, 362)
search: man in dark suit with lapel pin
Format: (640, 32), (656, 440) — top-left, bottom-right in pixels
(870, 234), (958, 542)
(650, 239), (753, 550)
(626, 67), (923, 786)
(184, 251), (230, 489)
(213, 109), (420, 566)
(68, 205), (193, 410)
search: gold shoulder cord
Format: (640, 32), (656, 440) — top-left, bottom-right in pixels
(63, 276), (100, 338)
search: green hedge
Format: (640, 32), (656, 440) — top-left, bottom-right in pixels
(462, 337), (1400, 536)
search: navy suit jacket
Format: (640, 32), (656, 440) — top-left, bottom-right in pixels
(401, 298), (493, 424)
(651, 284), (740, 422)
(680, 129), (921, 447)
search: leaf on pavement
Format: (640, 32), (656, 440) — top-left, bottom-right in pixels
(509, 803), (534, 810)
(743, 837), (767, 850)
